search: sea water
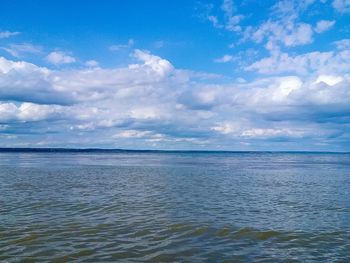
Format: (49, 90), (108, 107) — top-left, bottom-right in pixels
(0, 151), (349, 262)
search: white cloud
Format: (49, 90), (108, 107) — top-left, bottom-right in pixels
(221, 0), (235, 16)
(211, 122), (240, 134)
(114, 130), (152, 138)
(211, 121), (309, 139)
(225, 15), (244, 32)
(315, 20), (336, 33)
(113, 130), (165, 141)
(0, 31), (20, 39)
(334, 39), (350, 49)
(208, 15), (223, 28)
(332, 0), (350, 13)
(46, 51), (76, 65)
(214, 54), (233, 63)
(1, 47), (350, 149)
(130, 107), (162, 120)
(2, 1), (350, 149)
(245, 49), (350, 75)
(241, 128), (305, 138)
(0, 102), (17, 121)
(17, 103), (63, 121)
(316, 75), (343, 85)
(247, 20), (313, 50)
(0, 102), (63, 122)
(109, 39), (134, 51)
(85, 60), (99, 67)
(237, 1), (322, 51)
(1, 43), (42, 58)
(130, 49), (174, 78)
(207, 0), (243, 32)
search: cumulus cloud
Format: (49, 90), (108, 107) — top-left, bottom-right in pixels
(0, 102), (63, 122)
(1, 46), (350, 149)
(332, 0), (350, 13)
(316, 75), (343, 86)
(46, 51), (76, 65)
(130, 49), (174, 78)
(315, 20), (336, 33)
(0, 57), (73, 104)
(0, 1), (349, 149)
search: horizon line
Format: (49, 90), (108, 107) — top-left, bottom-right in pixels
(0, 147), (349, 154)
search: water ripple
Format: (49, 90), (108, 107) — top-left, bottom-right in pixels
(1, 152), (350, 262)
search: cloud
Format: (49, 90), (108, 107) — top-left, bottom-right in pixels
(245, 49), (350, 75)
(85, 60), (99, 67)
(206, 0), (243, 32)
(241, 128), (305, 138)
(332, 0), (350, 13)
(114, 130), (153, 138)
(214, 54), (233, 63)
(0, 31), (20, 39)
(316, 75), (343, 86)
(113, 130), (166, 142)
(206, 0), (338, 53)
(211, 122), (240, 135)
(221, 0), (235, 16)
(1, 43), (42, 58)
(207, 15), (223, 28)
(0, 102), (63, 122)
(315, 20), (336, 33)
(130, 49), (174, 78)
(153, 41), (164, 49)
(214, 1), (324, 52)
(1, 1), (349, 149)
(1, 47), (350, 149)
(334, 39), (350, 49)
(46, 51), (76, 65)
(246, 20), (313, 50)
(109, 39), (134, 51)
(0, 57), (74, 104)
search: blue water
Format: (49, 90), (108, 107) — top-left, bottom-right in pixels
(1, 151), (350, 262)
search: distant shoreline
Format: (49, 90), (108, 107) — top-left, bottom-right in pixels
(0, 148), (349, 154)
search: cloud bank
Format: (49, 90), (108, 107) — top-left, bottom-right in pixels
(0, 45), (349, 150)
(0, 0), (350, 150)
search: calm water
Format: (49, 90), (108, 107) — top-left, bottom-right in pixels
(1, 152), (350, 262)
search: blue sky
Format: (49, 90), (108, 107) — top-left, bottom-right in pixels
(0, 0), (350, 151)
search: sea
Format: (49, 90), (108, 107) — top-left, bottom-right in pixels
(0, 150), (349, 262)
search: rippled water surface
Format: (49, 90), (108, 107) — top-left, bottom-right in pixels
(1, 151), (350, 262)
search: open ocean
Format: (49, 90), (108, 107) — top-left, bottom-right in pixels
(1, 150), (350, 262)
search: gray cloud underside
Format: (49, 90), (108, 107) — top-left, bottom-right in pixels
(0, 48), (350, 150)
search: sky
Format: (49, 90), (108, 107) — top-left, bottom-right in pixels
(0, 0), (350, 151)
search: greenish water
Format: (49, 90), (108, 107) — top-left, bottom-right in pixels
(1, 152), (350, 262)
